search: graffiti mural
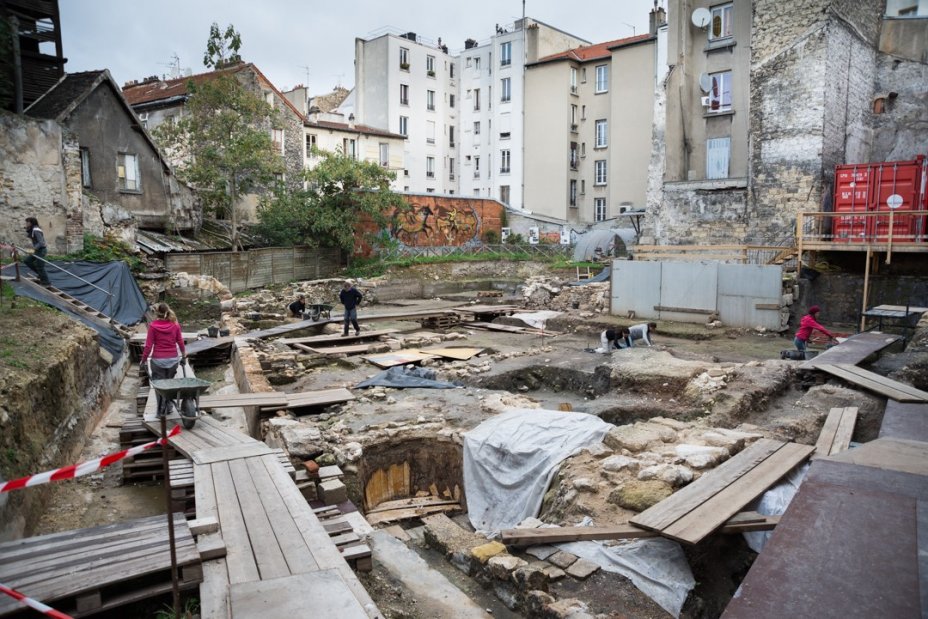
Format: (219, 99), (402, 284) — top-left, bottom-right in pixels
(391, 201), (480, 247)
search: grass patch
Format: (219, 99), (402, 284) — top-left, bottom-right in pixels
(48, 234), (143, 272)
(0, 303), (59, 373)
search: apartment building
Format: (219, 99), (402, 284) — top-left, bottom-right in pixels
(457, 19), (589, 208)
(523, 27), (659, 224)
(303, 113), (406, 190)
(354, 31), (459, 195)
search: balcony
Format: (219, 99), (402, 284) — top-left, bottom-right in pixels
(426, 171), (435, 178)
(473, 171), (480, 179)
(570, 85), (578, 94)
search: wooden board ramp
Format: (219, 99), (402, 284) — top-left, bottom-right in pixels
(279, 328), (398, 346)
(0, 513), (202, 617)
(245, 309), (457, 340)
(799, 331), (901, 369)
(813, 407), (858, 457)
(362, 350), (438, 368)
(500, 512), (781, 546)
(283, 388), (354, 410)
(630, 439), (815, 544)
(200, 392), (290, 410)
(816, 364), (928, 402)
(419, 347), (485, 360)
(194, 454), (380, 619)
(879, 400), (928, 443)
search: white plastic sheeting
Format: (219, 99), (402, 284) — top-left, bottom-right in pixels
(463, 409), (611, 533)
(508, 310), (561, 330)
(558, 537), (695, 619)
(743, 463), (809, 553)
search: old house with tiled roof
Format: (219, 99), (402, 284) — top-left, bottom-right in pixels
(123, 62), (305, 222)
(24, 69), (198, 237)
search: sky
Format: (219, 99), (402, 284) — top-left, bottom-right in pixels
(60, 0), (659, 96)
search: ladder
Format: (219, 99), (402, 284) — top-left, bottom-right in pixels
(19, 276), (134, 339)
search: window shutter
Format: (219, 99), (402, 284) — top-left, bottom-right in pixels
(706, 138), (731, 180)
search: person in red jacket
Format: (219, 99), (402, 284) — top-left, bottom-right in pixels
(794, 305), (835, 357)
(141, 302), (187, 417)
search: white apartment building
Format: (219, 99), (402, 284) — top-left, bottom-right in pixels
(457, 20), (589, 208)
(354, 31), (459, 195)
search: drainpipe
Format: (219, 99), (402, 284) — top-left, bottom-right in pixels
(520, 1), (526, 210)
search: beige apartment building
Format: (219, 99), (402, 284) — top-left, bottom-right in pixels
(524, 25), (660, 224)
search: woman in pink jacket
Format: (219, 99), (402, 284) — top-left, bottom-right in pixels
(794, 305), (835, 357)
(141, 302), (187, 417)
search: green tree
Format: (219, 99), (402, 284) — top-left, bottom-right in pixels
(154, 26), (282, 250)
(203, 23), (242, 69)
(256, 148), (406, 252)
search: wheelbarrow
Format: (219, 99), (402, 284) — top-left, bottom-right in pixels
(304, 303), (333, 322)
(149, 363), (211, 429)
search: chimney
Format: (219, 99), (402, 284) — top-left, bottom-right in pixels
(649, 1), (667, 34)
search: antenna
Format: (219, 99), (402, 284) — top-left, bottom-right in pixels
(298, 65), (310, 88)
(158, 53), (183, 79)
(622, 22), (636, 36)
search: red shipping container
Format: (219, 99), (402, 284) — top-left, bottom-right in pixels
(832, 155), (927, 244)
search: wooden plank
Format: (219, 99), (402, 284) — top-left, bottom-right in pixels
(418, 347), (484, 360)
(197, 534), (228, 560)
(199, 557), (231, 619)
(200, 393), (289, 409)
(367, 496), (460, 514)
(830, 407), (858, 455)
(229, 571), (371, 619)
(362, 351), (438, 368)
(365, 504), (459, 526)
(824, 437), (928, 477)
(799, 332), (902, 369)
(661, 442), (814, 544)
(631, 439), (785, 532)
(191, 443), (275, 465)
(284, 388), (355, 409)
(754, 303), (781, 310)
(879, 401), (928, 443)
(814, 407), (845, 456)
(279, 329), (398, 345)
(816, 364), (928, 402)
(303, 344), (373, 355)
(653, 305), (716, 315)
(189, 517), (220, 536)
(210, 461), (260, 585)
(225, 458), (290, 580)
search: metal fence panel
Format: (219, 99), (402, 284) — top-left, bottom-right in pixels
(612, 260), (662, 318)
(659, 261), (718, 322)
(718, 264), (784, 330)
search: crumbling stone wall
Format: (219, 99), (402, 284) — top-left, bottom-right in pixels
(0, 112), (83, 253)
(870, 53), (928, 162)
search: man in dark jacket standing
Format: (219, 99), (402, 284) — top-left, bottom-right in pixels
(24, 217), (50, 285)
(339, 281), (363, 336)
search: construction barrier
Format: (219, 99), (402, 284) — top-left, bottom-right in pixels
(0, 582), (73, 619)
(0, 426), (180, 493)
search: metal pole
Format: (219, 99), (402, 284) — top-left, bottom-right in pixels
(160, 414), (181, 615)
(860, 245), (872, 333)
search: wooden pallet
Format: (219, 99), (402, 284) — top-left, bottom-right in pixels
(0, 513), (201, 617)
(313, 505), (373, 572)
(630, 439), (814, 545)
(418, 314), (461, 330)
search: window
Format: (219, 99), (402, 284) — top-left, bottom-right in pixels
(500, 78), (511, 102)
(449, 157), (455, 180)
(80, 148), (91, 188)
(449, 94), (455, 108)
(500, 41), (512, 66)
(570, 104), (578, 129)
(474, 56), (481, 70)
(581, 142), (586, 158)
(569, 180), (577, 207)
(474, 189), (480, 197)
(400, 47), (409, 70)
(474, 88), (481, 111)
(343, 138), (356, 159)
(138, 112), (148, 129)
(706, 137), (731, 179)
(594, 198), (607, 222)
(594, 160), (607, 185)
(117, 153), (140, 192)
(474, 121), (481, 135)
(500, 185), (510, 204)
(400, 84), (409, 105)
(271, 128), (285, 154)
(581, 67), (587, 83)
(570, 142), (578, 169)
(570, 67), (578, 93)
(379, 143), (389, 167)
(581, 179), (586, 194)
(466, 57), (472, 68)
(709, 3), (733, 41)
(305, 133), (317, 156)
(450, 63), (455, 78)
(474, 156), (480, 178)
(427, 90), (436, 111)
(449, 125), (455, 146)
(595, 119), (607, 148)
(581, 105), (586, 120)
(500, 149), (510, 173)
(274, 172), (285, 185)
(595, 64), (608, 93)
(399, 116), (408, 136)
(427, 55), (435, 76)
(426, 156), (435, 178)
(426, 120), (436, 143)
(708, 71), (732, 112)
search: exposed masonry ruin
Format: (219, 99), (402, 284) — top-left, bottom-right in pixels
(644, 0), (921, 247)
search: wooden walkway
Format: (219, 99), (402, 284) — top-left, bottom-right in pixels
(799, 331), (901, 369)
(815, 364), (928, 402)
(245, 309), (457, 340)
(879, 400), (928, 442)
(0, 514), (201, 617)
(140, 377), (379, 618)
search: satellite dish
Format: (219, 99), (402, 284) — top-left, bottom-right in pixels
(698, 72), (712, 92)
(691, 7), (711, 28)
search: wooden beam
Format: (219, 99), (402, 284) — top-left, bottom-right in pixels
(653, 305), (716, 315)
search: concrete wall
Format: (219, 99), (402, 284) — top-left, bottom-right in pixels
(524, 61), (573, 220)
(0, 112), (82, 253)
(800, 272), (928, 325)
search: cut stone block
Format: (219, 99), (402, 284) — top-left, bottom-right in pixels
(566, 558), (600, 580)
(547, 550), (578, 569)
(525, 545), (558, 560)
(317, 479), (347, 505)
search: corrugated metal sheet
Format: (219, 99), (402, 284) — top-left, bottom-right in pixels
(717, 264), (784, 330)
(611, 261), (662, 318)
(659, 261), (717, 322)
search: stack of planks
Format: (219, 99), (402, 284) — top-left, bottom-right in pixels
(629, 439), (814, 544)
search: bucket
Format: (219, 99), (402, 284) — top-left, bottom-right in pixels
(219, 328), (230, 337)
(207, 326), (220, 338)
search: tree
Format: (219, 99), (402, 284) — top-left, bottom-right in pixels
(154, 26), (282, 250)
(256, 148), (406, 252)
(203, 23), (242, 69)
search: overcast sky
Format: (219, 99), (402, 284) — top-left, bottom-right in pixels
(60, 0), (659, 96)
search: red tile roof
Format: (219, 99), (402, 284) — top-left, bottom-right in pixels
(306, 119), (405, 140)
(122, 62), (305, 121)
(532, 33), (655, 65)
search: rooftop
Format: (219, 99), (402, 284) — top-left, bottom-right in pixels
(531, 33), (655, 66)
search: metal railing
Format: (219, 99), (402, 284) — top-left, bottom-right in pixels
(797, 210), (928, 265)
(6, 243), (115, 313)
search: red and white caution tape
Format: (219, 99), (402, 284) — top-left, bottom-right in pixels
(0, 426), (180, 494)
(0, 582), (73, 619)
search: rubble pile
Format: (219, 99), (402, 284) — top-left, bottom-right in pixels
(521, 277), (610, 313)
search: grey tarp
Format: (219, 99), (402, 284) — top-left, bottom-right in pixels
(356, 366), (461, 389)
(38, 260), (148, 325)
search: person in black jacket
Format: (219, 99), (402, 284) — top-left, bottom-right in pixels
(339, 281), (363, 336)
(23, 217), (50, 285)
(288, 295), (306, 318)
